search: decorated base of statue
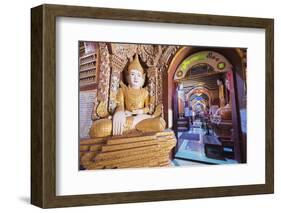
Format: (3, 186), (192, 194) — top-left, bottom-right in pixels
(80, 130), (176, 170)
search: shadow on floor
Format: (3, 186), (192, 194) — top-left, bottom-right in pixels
(18, 196), (30, 204)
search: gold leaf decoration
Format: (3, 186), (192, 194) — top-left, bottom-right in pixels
(96, 101), (109, 118)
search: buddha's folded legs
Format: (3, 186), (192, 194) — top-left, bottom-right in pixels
(89, 116), (136, 138)
(89, 118), (112, 138)
(89, 116), (166, 138)
(135, 117), (166, 132)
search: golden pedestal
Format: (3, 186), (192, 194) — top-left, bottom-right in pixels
(80, 130), (176, 170)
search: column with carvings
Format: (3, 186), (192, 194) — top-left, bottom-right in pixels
(92, 43), (111, 120)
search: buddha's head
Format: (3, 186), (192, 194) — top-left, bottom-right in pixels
(126, 54), (145, 89)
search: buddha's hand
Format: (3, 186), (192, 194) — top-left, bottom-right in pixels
(113, 111), (126, 135)
(132, 109), (144, 115)
(124, 110), (133, 116)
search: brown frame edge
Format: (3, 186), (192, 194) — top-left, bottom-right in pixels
(31, 4), (274, 208)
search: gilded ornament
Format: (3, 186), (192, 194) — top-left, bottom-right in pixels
(96, 101), (109, 118)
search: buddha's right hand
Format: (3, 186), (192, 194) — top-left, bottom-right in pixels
(113, 111), (126, 135)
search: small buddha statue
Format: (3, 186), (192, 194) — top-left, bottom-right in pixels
(217, 79), (226, 108)
(215, 77), (232, 120)
(89, 54), (166, 138)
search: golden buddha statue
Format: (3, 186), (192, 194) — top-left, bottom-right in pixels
(217, 79), (226, 108)
(215, 76), (232, 121)
(89, 54), (166, 138)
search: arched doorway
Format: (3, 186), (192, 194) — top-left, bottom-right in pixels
(164, 48), (246, 163)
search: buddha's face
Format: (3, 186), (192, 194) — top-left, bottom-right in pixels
(127, 69), (145, 89)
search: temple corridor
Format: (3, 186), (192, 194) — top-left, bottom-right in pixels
(173, 119), (237, 165)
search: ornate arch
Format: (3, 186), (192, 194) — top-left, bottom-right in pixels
(174, 51), (233, 80)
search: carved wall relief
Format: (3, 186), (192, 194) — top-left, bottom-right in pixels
(108, 54), (127, 114)
(137, 45), (163, 112)
(92, 43), (179, 120)
(92, 43), (111, 120)
(156, 46), (179, 105)
(137, 45), (162, 67)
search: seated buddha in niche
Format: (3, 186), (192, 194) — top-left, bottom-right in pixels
(89, 54), (166, 138)
(215, 73), (232, 120)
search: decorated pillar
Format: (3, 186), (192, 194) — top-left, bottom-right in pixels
(92, 43), (111, 120)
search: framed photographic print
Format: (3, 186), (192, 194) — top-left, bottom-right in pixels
(31, 4), (274, 208)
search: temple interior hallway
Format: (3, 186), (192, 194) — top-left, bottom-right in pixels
(172, 119), (237, 165)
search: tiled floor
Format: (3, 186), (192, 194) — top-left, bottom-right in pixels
(172, 158), (206, 167)
(173, 120), (237, 165)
